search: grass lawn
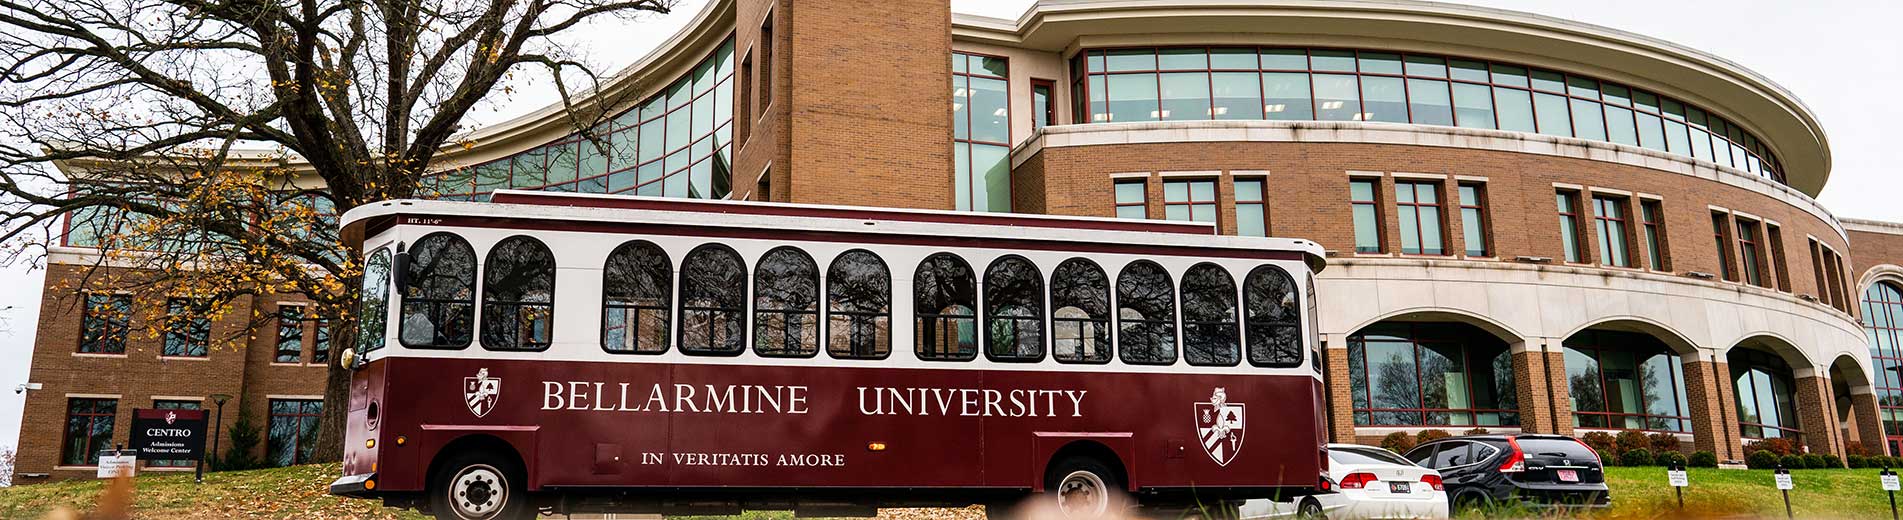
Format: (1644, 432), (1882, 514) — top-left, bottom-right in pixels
(1598, 466), (1900, 519)
(0, 464), (424, 519)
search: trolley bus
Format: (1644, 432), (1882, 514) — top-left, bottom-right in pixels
(329, 191), (1328, 519)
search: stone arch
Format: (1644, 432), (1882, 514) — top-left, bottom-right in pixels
(1833, 353), (1891, 456)
(1341, 306), (1527, 346)
(1856, 264), (1903, 297)
(1558, 315), (1700, 356)
(1723, 332), (1817, 371)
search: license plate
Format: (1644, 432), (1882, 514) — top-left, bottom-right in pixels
(1389, 482), (1411, 493)
(1557, 469), (1579, 482)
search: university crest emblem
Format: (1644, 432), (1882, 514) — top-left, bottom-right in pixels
(1194, 387), (1245, 466)
(465, 368), (501, 418)
(165, 411), (177, 425)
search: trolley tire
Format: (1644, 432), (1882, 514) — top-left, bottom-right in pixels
(1043, 456), (1127, 519)
(428, 450), (532, 520)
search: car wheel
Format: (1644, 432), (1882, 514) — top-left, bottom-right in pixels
(1044, 456), (1125, 518)
(429, 451), (531, 520)
(1295, 498), (1325, 519)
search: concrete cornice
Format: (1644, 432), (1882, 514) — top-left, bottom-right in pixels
(1844, 218), (1903, 237)
(954, 0), (1831, 196)
(1015, 119), (1846, 244)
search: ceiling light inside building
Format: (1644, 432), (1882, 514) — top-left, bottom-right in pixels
(1265, 104), (1286, 113)
(1320, 101), (1344, 110)
(1210, 107), (1229, 116)
(993, 108), (1007, 117)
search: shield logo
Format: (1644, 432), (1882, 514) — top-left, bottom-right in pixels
(464, 368), (501, 418)
(1194, 387), (1246, 466)
(164, 411), (177, 425)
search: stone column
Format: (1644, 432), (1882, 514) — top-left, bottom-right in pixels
(1682, 355), (1746, 460)
(1852, 390), (1889, 456)
(1324, 335), (1360, 443)
(1511, 340), (1572, 436)
(1795, 374), (1844, 456)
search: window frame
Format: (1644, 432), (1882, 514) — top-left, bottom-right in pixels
(1765, 223), (1790, 292)
(1347, 322), (1520, 427)
(1233, 176), (1269, 237)
(398, 232), (477, 350)
(953, 51), (1013, 212)
(1114, 178), (1149, 219)
(602, 240), (674, 355)
(1349, 178), (1385, 254)
(1116, 260), (1179, 366)
(162, 297), (211, 358)
(1243, 264), (1304, 368)
(1162, 178), (1219, 226)
(1591, 195), (1632, 268)
(1639, 200), (1669, 271)
(750, 246), (820, 358)
(1457, 183), (1490, 257)
(1712, 212), (1737, 282)
(825, 249), (893, 361)
(266, 399), (323, 467)
(914, 252), (980, 362)
(677, 243), (750, 357)
(78, 292), (131, 354)
(1031, 78), (1057, 129)
(982, 254), (1048, 363)
(1735, 217), (1767, 287)
(1556, 190), (1587, 263)
(274, 304), (307, 364)
(1180, 262), (1242, 367)
(1050, 257), (1114, 365)
(59, 397), (117, 466)
(479, 235), (558, 352)
(1394, 180), (1447, 256)
(1564, 331), (1692, 433)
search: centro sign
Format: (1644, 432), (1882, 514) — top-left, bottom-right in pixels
(129, 408), (209, 462)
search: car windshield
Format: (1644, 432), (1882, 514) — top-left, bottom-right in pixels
(1330, 446), (1413, 466)
(1518, 438), (1598, 460)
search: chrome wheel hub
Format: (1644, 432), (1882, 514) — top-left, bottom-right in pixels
(1056, 470), (1108, 518)
(450, 464), (507, 519)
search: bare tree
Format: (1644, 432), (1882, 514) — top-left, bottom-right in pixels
(0, 0), (674, 462)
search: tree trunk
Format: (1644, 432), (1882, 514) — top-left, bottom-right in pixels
(311, 317), (355, 463)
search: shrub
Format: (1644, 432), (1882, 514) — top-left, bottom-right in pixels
(1847, 442), (1871, 457)
(1746, 450), (1779, 469)
(1823, 454), (1843, 469)
(1648, 432), (1681, 453)
(1582, 431), (1619, 460)
(1416, 429), (1452, 443)
(1801, 453), (1828, 469)
(1615, 430), (1651, 455)
(1778, 454), (1804, 470)
(1619, 447), (1656, 467)
(1747, 438), (1796, 457)
(216, 410), (264, 471)
(1849, 455), (1869, 469)
(1655, 450), (1687, 468)
(1690, 451), (1718, 468)
(1381, 432), (1417, 454)
(1463, 428), (1490, 436)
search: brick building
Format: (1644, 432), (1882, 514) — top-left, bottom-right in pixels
(13, 0), (1903, 482)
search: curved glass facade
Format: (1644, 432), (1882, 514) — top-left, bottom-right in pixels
(1862, 282), (1903, 441)
(1071, 47), (1786, 185)
(1346, 322), (1518, 427)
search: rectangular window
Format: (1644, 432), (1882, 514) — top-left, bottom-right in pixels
(738, 52), (752, 139)
(312, 319), (331, 364)
(1736, 218), (1765, 287)
(1234, 178), (1267, 237)
(1713, 212), (1736, 281)
(1592, 195), (1631, 267)
(267, 399), (322, 467)
(1825, 247), (1849, 312)
(1032, 79), (1055, 129)
(162, 298), (209, 357)
(1810, 239), (1830, 306)
(758, 15), (773, 112)
(1766, 224), (1790, 292)
(60, 398), (116, 466)
(275, 305), (304, 364)
(1640, 200), (1669, 271)
(79, 293), (131, 354)
(1350, 179), (1383, 253)
(1163, 179), (1217, 225)
(1114, 179), (1147, 219)
(149, 400), (202, 467)
(1394, 181), (1445, 255)
(1556, 191), (1585, 263)
(953, 52), (1011, 212)
(1458, 184), (1489, 256)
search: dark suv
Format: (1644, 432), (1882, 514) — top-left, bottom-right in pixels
(1402, 434), (1611, 511)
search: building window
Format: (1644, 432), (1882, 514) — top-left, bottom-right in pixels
(311, 319), (330, 364)
(758, 14), (773, 112)
(1350, 179), (1383, 253)
(1051, 258), (1112, 364)
(1118, 260), (1177, 365)
(60, 398), (116, 466)
(1731, 350), (1801, 441)
(275, 305), (304, 363)
(983, 256), (1046, 362)
(1735, 218), (1766, 287)
(1234, 178), (1268, 237)
(1347, 322), (1517, 427)
(1810, 239), (1830, 306)
(1712, 212), (1736, 281)
(953, 52), (1011, 212)
(1181, 263), (1240, 366)
(400, 232), (476, 349)
(149, 400), (202, 467)
(753, 246), (819, 358)
(162, 298), (210, 358)
(1163, 179), (1217, 225)
(1640, 200), (1669, 271)
(1861, 282), (1903, 439)
(1556, 190), (1586, 263)
(1394, 181), (1444, 255)
(1766, 224), (1790, 291)
(826, 249), (892, 360)
(267, 399), (322, 467)
(738, 51), (752, 139)
(1114, 179), (1147, 219)
(1592, 195), (1631, 267)
(915, 253), (978, 361)
(79, 293), (131, 354)
(1457, 184), (1489, 257)
(1032, 80), (1055, 129)
(603, 240), (672, 354)
(678, 244), (748, 356)
(482, 236), (557, 351)
(1563, 331), (1690, 432)
(1826, 247), (1850, 312)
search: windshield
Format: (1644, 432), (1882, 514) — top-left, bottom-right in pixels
(1330, 446), (1412, 466)
(357, 248), (392, 354)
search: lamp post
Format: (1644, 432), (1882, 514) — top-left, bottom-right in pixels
(208, 394), (232, 473)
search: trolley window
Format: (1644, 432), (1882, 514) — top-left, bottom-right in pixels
(602, 240), (672, 354)
(1244, 264), (1303, 367)
(916, 253), (979, 361)
(827, 249), (892, 360)
(1182, 262), (1240, 366)
(984, 255), (1046, 362)
(1117, 260), (1177, 365)
(399, 232), (476, 349)
(679, 244), (747, 356)
(1051, 258), (1112, 364)
(481, 236), (556, 351)
(357, 248), (392, 353)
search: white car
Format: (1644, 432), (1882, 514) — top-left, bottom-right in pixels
(1241, 443), (1450, 519)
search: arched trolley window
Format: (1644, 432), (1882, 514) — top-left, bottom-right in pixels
(1182, 262), (1241, 366)
(984, 255), (1046, 362)
(754, 246), (819, 357)
(603, 240), (671, 354)
(1051, 258), (1111, 364)
(679, 244), (747, 356)
(827, 249), (892, 359)
(1118, 260), (1177, 365)
(916, 253), (978, 361)
(481, 235), (557, 351)
(1244, 264), (1304, 368)
(399, 232), (476, 349)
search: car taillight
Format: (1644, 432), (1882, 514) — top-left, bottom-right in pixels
(1498, 437), (1526, 473)
(1421, 474), (1444, 491)
(1338, 472), (1378, 489)
(1573, 438), (1601, 463)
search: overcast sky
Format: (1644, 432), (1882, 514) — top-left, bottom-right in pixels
(3, 0), (1897, 456)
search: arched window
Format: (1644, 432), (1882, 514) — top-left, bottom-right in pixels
(1182, 263), (1240, 366)
(984, 255), (1045, 362)
(679, 244), (747, 356)
(1244, 264), (1302, 367)
(1863, 281), (1903, 445)
(1117, 260), (1176, 365)
(827, 249), (891, 359)
(481, 236), (556, 351)
(1051, 258), (1110, 364)
(1564, 331), (1689, 432)
(400, 232), (475, 349)
(603, 240), (671, 354)
(356, 248), (391, 353)
(754, 246), (819, 357)
(1731, 349), (1801, 440)
(916, 253), (978, 361)
(1348, 322), (1518, 427)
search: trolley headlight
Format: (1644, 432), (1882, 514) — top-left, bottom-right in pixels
(339, 348), (359, 370)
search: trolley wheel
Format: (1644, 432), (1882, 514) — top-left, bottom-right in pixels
(1044, 456), (1126, 519)
(429, 450), (531, 520)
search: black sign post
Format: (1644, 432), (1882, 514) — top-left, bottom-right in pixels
(1774, 465), (1794, 519)
(1882, 466), (1900, 520)
(128, 408), (209, 483)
